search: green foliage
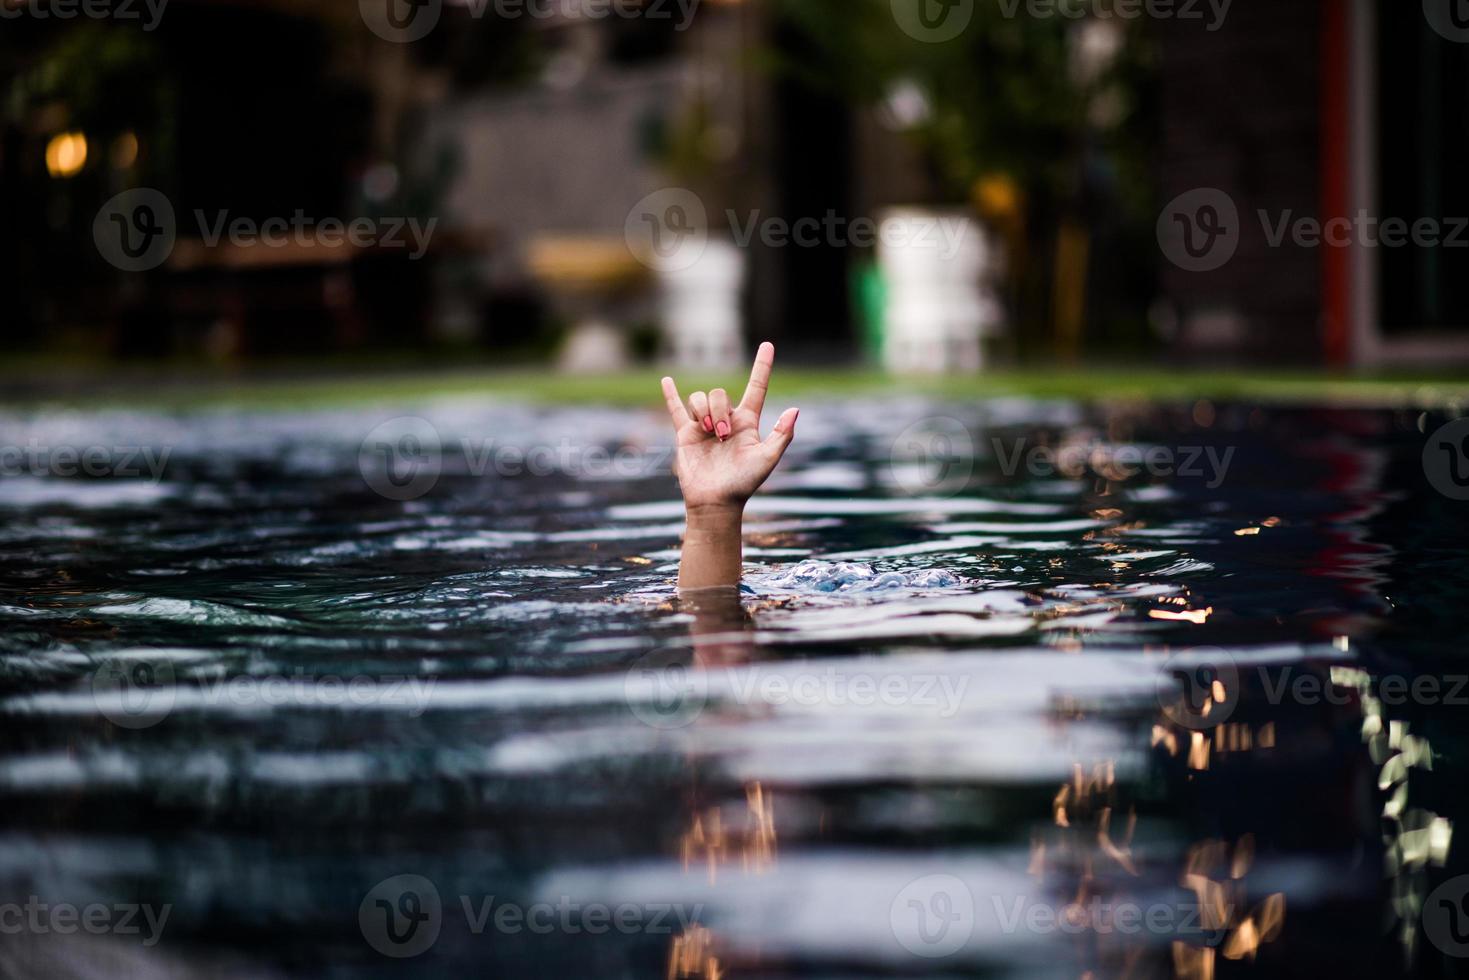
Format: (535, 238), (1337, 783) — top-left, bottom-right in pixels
(4, 24), (178, 188)
(769, 0), (1155, 209)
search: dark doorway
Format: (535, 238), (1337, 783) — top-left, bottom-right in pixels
(771, 18), (854, 358)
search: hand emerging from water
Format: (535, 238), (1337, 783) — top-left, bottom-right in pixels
(661, 342), (799, 590)
(660, 342), (799, 511)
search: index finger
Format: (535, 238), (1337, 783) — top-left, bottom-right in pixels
(738, 342), (776, 417)
(661, 376), (695, 430)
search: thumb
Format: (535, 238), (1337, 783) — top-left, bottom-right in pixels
(761, 408), (799, 462)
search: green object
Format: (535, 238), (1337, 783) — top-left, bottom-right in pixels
(854, 261), (888, 364)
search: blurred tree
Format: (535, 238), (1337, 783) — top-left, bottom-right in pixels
(767, 0), (1159, 359)
(0, 25), (177, 350)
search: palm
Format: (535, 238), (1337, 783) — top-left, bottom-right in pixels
(661, 343), (799, 510)
(673, 405), (774, 507)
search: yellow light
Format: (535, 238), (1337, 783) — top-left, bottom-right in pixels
(973, 172), (1021, 220)
(45, 132), (88, 178)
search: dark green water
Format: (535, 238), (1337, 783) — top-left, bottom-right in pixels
(1, 397), (1467, 979)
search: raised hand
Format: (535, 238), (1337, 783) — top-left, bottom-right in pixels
(660, 342), (800, 512)
(661, 343), (799, 591)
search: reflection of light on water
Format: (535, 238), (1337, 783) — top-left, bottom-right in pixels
(1333, 666), (1454, 966)
(670, 784), (775, 978)
(1151, 722), (1276, 772)
(1176, 835), (1286, 975)
(741, 783), (776, 875)
(679, 782), (777, 886)
(1025, 758), (1312, 979)
(1037, 761), (1139, 889)
(1148, 606), (1213, 624)
(1222, 892), (1286, 961)
(667, 924), (722, 980)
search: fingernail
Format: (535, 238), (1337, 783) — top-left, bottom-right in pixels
(702, 416), (714, 432)
(715, 421), (730, 440)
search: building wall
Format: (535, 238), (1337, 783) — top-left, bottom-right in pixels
(1156, 0), (1324, 362)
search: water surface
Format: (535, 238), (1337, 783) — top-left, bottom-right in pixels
(1, 396), (1466, 978)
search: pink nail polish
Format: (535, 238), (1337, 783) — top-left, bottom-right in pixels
(702, 416), (714, 432)
(715, 421), (730, 440)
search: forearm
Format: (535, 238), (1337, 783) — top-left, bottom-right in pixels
(678, 504), (745, 591)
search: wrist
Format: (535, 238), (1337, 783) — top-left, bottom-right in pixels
(679, 502), (745, 592)
(685, 502), (745, 529)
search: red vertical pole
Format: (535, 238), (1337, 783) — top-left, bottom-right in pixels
(1320, 0), (1353, 367)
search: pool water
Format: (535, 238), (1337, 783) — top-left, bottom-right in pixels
(1, 395), (1467, 978)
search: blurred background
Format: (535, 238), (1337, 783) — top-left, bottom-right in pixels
(5, 0), (1466, 391)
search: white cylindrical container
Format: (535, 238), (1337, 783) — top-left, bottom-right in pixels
(878, 208), (1003, 374)
(656, 239), (747, 371)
